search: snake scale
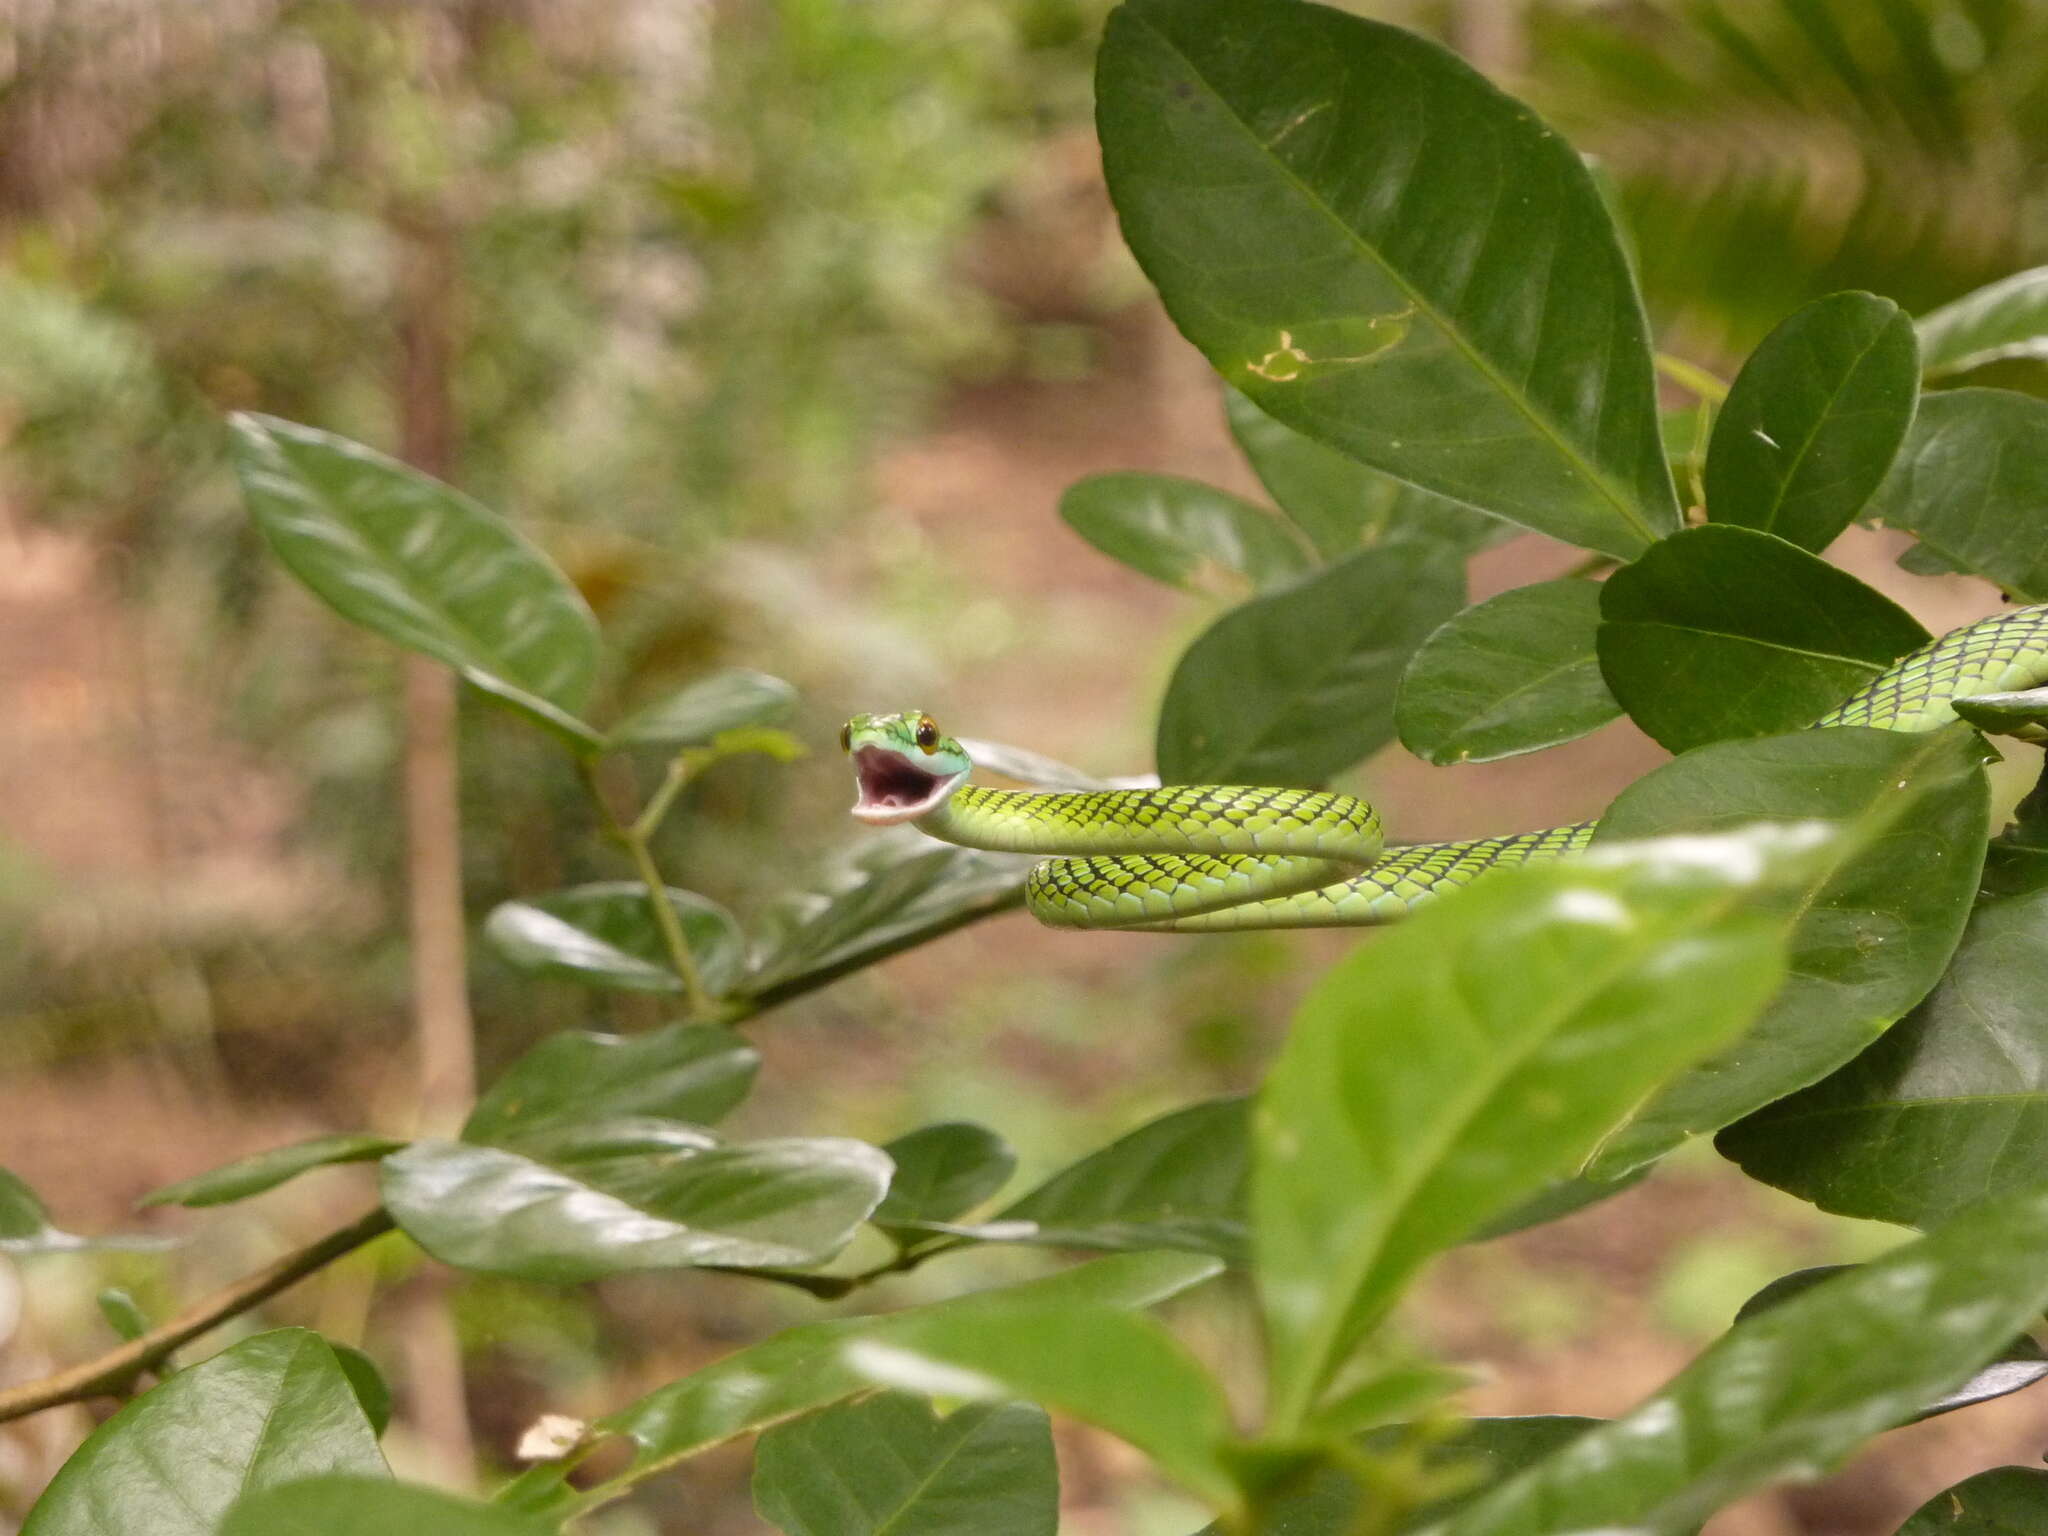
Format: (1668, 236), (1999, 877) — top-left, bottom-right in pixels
(844, 604), (2048, 931)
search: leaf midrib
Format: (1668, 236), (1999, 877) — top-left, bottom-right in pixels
(1131, 10), (1665, 547)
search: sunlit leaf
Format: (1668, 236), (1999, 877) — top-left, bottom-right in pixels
(463, 1023), (759, 1147)
(1918, 267), (2048, 379)
(227, 414), (602, 751)
(1100, 0), (1676, 554)
(482, 882), (744, 996)
(21, 1330), (386, 1536)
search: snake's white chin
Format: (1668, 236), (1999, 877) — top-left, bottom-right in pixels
(850, 745), (964, 825)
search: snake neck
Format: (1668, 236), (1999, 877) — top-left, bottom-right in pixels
(917, 782), (1385, 864)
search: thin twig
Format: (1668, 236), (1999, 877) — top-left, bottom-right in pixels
(1654, 351), (1730, 404)
(0, 1207), (396, 1424)
(577, 758), (712, 1015)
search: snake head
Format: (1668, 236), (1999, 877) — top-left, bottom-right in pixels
(842, 711), (972, 825)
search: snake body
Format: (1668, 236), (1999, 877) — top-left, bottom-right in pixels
(844, 605), (2048, 931)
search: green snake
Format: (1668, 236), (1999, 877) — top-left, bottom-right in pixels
(843, 605), (2048, 931)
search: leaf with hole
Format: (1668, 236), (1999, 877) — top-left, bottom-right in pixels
(1704, 291), (1917, 552)
(22, 1330), (386, 1536)
(228, 414), (602, 751)
(1100, 0), (1675, 554)
(1157, 540), (1463, 784)
(1398, 580), (1618, 765)
(482, 882), (744, 996)
(1059, 472), (1313, 592)
(1598, 524), (1928, 752)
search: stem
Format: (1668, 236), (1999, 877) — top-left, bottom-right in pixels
(632, 750), (699, 844)
(0, 1207), (396, 1424)
(578, 759), (712, 1016)
(1654, 352), (1729, 404)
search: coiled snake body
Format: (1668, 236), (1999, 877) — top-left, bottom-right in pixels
(844, 605), (2048, 931)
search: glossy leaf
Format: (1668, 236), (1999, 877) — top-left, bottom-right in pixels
(842, 1303), (1236, 1508)
(1897, 1468), (2048, 1534)
(0, 1168), (166, 1255)
(1591, 724), (1989, 1177)
(140, 1134), (406, 1209)
(1719, 783), (2048, 1227)
(1058, 472), (1312, 591)
(1871, 389), (2048, 600)
(1157, 540), (1463, 785)
(496, 1250), (1222, 1519)
(1704, 291), (1918, 551)
(1430, 1186), (2048, 1536)
(1598, 524), (1928, 752)
(330, 1346), (393, 1439)
(1732, 1266), (2048, 1422)
(873, 1122), (1016, 1227)
(1223, 388), (1502, 559)
(608, 668), (798, 750)
(482, 881), (744, 996)
(224, 1478), (549, 1536)
(754, 1394), (1056, 1536)
(1398, 580), (1619, 765)
(227, 414), (602, 751)
(745, 831), (1031, 1005)
(1918, 266), (2048, 379)
(22, 1330), (386, 1536)
(1100, 0), (1675, 555)
(463, 1023), (758, 1147)
(380, 1133), (890, 1282)
(1257, 826), (1822, 1432)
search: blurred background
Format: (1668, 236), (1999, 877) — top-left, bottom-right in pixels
(4, 1), (2048, 1531)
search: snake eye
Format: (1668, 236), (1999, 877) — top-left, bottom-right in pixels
(839, 722), (853, 754)
(915, 716), (940, 752)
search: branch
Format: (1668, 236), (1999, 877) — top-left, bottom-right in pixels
(0, 1206), (396, 1424)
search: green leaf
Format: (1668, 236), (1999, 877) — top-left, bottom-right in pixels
(1597, 524), (1929, 753)
(380, 1133), (891, 1282)
(1428, 1186), (2048, 1536)
(1950, 687), (2048, 740)
(1870, 389), (2048, 600)
(1257, 825), (1821, 1433)
(1223, 388), (1503, 560)
(841, 1304), (1236, 1509)
(744, 832), (1030, 1006)
(1718, 782), (2048, 1227)
(873, 1122), (1017, 1226)
(1591, 724), (1990, 1178)
(496, 1250), (1222, 1519)
(1099, 0), (1675, 555)
(330, 1346), (393, 1439)
(0, 1168), (167, 1255)
(227, 414), (602, 751)
(140, 1134), (407, 1209)
(463, 1023), (758, 1147)
(608, 668), (798, 750)
(1704, 291), (1918, 551)
(482, 882), (744, 996)
(754, 1394), (1056, 1536)
(1397, 580), (1619, 766)
(1058, 472), (1313, 592)
(22, 1330), (386, 1536)
(984, 1096), (1249, 1260)
(1897, 1468), (2048, 1534)
(1732, 1266), (2048, 1422)
(1918, 266), (2048, 379)
(224, 1477), (550, 1536)
(1157, 540), (1463, 785)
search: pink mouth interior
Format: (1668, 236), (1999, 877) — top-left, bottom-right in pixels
(853, 744), (944, 818)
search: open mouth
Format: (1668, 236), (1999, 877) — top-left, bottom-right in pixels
(851, 744), (958, 825)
